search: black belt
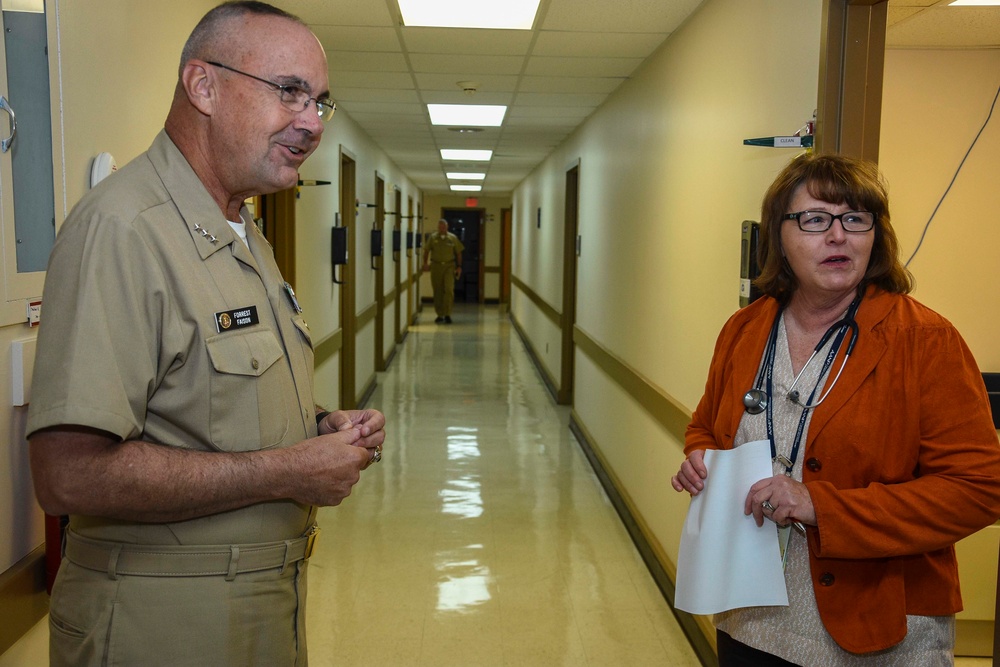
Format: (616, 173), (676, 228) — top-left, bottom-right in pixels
(64, 525), (319, 581)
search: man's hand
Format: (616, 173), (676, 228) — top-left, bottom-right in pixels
(317, 409), (386, 464)
(281, 427), (373, 506)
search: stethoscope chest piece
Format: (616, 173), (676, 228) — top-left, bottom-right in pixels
(743, 389), (768, 415)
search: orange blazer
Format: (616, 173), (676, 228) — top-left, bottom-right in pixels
(685, 286), (1000, 653)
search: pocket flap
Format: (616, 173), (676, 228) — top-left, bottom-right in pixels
(206, 330), (283, 377)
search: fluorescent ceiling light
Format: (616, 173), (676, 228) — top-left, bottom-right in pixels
(429, 104), (506, 127)
(451, 185), (483, 192)
(949, 0), (1000, 4)
(441, 149), (493, 161)
(447, 172), (486, 180)
(398, 0), (541, 30)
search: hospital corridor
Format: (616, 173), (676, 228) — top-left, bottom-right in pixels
(2, 304), (704, 666)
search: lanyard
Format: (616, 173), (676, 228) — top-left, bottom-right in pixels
(765, 321), (849, 474)
(760, 295), (861, 474)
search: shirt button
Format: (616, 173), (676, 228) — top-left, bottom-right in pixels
(819, 573), (835, 586)
(807, 458), (822, 472)
(252, 358), (259, 370)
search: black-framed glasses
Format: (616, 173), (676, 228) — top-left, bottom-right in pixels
(783, 210), (876, 233)
(206, 61), (336, 121)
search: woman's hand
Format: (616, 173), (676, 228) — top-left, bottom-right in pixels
(671, 449), (708, 495)
(745, 474), (817, 528)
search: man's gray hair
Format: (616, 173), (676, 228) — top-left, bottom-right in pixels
(179, 1), (304, 75)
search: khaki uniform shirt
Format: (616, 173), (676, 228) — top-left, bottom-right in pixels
(424, 231), (464, 264)
(28, 130), (317, 547)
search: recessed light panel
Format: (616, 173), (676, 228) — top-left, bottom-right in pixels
(447, 172), (487, 180)
(949, 0), (1000, 5)
(441, 149), (493, 161)
(451, 185), (483, 192)
(429, 104), (507, 127)
(398, 0), (541, 30)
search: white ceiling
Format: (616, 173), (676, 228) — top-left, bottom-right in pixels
(270, 0), (1000, 196)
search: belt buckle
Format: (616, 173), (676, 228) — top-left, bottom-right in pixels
(304, 525), (320, 559)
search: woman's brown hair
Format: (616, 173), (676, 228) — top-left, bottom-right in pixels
(754, 152), (913, 304)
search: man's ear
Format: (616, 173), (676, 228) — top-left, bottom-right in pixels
(181, 60), (216, 116)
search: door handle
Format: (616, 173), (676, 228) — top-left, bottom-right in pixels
(0, 96), (16, 153)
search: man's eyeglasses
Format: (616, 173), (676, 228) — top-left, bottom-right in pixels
(207, 61), (336, 122)
(783, 210), (876, 233)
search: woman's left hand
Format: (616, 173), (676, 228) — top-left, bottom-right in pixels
(745, 475), (817, 529)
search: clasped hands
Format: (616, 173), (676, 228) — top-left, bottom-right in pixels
(670, 449), (817, 529)
(317, 409), (385, 469)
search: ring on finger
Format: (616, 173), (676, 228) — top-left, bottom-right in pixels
(762, 500), (776, 513)
(370, 445), (382, 464)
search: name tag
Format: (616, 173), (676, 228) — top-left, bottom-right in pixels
(215, 305), (260, 332)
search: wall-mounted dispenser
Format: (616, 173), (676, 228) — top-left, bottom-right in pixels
(331, 225), (348, 284)
(371, 229), (383, 270)
(740, 220), (762, 308)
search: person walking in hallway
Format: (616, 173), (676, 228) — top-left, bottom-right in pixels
(422, 218), (464, 323)
(26, 2), (385, 665)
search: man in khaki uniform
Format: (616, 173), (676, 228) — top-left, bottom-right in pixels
(422, 218), (465, 323)
(26, 3), (385, 665)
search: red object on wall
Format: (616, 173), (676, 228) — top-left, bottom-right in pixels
(44, 513), (67, 594)
(465, 198), (478, 207)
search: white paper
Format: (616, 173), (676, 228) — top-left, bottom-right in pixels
(674, 440), (788, 615)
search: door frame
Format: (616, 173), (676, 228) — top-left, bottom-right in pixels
(338, 150), (357, 408)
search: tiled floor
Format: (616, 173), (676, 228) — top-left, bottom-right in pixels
(0, 304), (992, 666)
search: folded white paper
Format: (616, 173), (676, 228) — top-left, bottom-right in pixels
(674, 440), (788, 615)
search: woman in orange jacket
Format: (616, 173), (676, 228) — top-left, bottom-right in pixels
(671, 153), (1000, 665)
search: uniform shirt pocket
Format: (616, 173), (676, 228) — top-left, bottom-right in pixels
(205, 330), (290, 451)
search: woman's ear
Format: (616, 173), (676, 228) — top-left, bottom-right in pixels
(181, 60), (216, 116)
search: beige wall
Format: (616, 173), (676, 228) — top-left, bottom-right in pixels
(879, 48), (1000, 371)
(295, 117), (421, 409)
(512, 0), (823, 570)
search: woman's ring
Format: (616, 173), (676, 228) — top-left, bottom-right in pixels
(762, 500), (775, 513)
(371, 446), (382, 463)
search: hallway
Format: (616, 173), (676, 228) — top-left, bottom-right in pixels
(0, 303), (701, 667)
(305, 303), (701, 665)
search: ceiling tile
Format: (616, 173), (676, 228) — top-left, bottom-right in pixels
(525, 56), (644, 77)
(278, 0), (396, 26)
(541, 0), (703, 33)
(533, 30), (669, 58)
(327, 52), (410, 73)
(401, 27), (534, 55)
(518, 75), (625, 95)
(409, 54), (526, 75)
(311, 26), (402, 52)
(886, 7), (1000, 47)
(331, 71), (415, 89)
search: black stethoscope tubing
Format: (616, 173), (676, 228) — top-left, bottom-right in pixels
(743, 294), (862, 473)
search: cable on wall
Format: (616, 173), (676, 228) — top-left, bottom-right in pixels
(904, 81), (1000, 268)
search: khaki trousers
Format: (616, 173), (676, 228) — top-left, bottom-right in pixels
(430, 261), (456, 317)
(48, 558), (308, 666)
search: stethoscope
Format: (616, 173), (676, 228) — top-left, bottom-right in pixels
(743, 293), (862, 473)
